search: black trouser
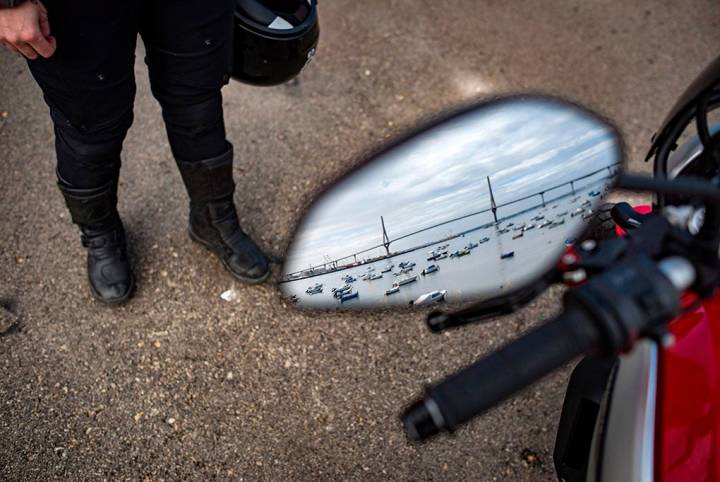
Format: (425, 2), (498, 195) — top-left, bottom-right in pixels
(27, 0), (234, 189)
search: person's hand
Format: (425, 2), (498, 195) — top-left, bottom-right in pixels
(0, 0), (56, 59)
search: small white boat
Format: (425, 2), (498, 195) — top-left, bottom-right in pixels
(571, 208), (584, 217)
(556, 211), (568, 217)
(500, 251), (515, 260)
(306, 283), (323, 294)
(532, 215), (545, 221)
(437, 244), (449, 250)
(435, 252), (448, 260)
(498, 228), (511, 234)
(421, 264), (439, 275)
(333, 285), (353, 298)
(385, 286), (400, 296)
(331, 284), (352, 293)
(381, 264), (394, 273)
(465, 242), (479, 250)
(523, 224), (536, 231)
(339, 290), (359, 303)
(412, 290), (447, 306)
(539, 219), (553, 228)
(342, 275), (356, 283)
(513, 225), (525, 231)
(396, 275), (418, 286)
(512, 231), (524, 239)
(478, 237), (490, 244)
(450, 248), (470, 258)
(366, 273), (383, 281)
(549, 219), (566, 228)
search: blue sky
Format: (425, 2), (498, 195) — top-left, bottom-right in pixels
(285, 98), (620, 272)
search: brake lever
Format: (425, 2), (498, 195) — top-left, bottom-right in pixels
(426, 270), (559, 332)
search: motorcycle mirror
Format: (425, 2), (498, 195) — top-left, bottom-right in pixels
(280, 95), (623, 310)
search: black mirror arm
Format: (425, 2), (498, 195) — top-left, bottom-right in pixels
(426, 270), (559, 333)
(617, 173), (720, 205)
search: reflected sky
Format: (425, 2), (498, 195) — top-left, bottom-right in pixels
(285, 98), (619, 273)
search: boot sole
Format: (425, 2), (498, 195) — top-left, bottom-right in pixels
(188, 227), (271, 285)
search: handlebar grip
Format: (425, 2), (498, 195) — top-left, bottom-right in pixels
(403, 307), (599, 440)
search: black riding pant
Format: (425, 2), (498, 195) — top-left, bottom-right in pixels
(27, 0), (234, 189)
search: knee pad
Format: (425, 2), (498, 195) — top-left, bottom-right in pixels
(160, 95), (225, 140)
(53, 108), (133, 188)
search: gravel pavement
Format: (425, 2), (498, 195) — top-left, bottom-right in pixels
(1, 1), (718, 480)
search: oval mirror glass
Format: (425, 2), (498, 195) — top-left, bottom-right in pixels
(281, 96), (622, 309)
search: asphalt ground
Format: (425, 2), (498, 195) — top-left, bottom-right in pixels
(1, 1), (718, 480)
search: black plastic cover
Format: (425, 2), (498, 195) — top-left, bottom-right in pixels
(647, 54), (720, 162)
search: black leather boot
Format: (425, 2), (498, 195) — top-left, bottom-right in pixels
(176, 145), (270, 283)
(57, 176), (135, 304)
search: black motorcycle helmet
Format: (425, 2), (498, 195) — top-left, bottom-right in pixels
(232, 0), (319, 86)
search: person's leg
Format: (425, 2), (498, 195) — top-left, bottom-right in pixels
(141, 0), (270, 283)
(27, 0), (140, 302)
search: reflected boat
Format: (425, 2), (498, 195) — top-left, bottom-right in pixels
(385, 286), (400, 296)
(306, 283), (323, 294)
(395, 275), (418, 286)
(412, 290), (447, 306)
(333, 285), (353, 298)
(450, 248), (471, 258)
(331, 284), (352, 293)
(339, 290), (359, 303)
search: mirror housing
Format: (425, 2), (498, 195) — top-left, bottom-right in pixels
(281, 95), (623, 311)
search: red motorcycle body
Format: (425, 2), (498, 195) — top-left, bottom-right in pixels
(657, 294), (720, 481)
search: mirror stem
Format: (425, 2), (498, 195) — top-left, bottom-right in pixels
(617, 173), (720, 204)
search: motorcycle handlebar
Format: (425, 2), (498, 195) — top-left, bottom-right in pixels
(402, 307), (600, 441)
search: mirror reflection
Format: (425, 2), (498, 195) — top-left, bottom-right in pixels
(281, 97), (621, 309)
